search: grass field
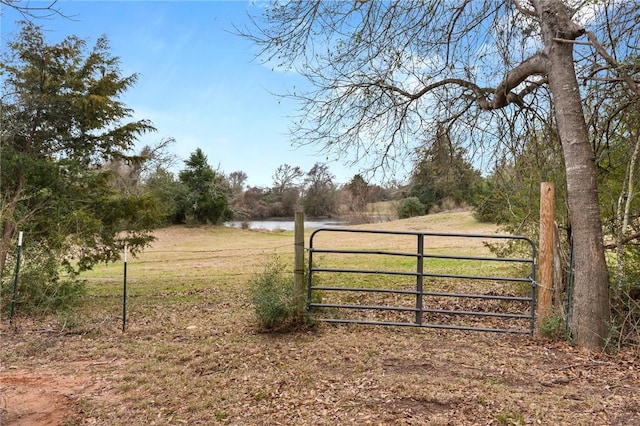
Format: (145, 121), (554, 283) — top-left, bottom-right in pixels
(1, 211), (639, 425)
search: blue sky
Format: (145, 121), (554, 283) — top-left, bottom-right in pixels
(1, 1), (356, 187)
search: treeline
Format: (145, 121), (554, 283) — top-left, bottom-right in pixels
(120, 144), (404, 224)
(121, 135), (489, 226)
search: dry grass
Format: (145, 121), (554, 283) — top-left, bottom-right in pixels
(1, 211), (639, 425)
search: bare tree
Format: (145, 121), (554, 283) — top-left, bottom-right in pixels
(272, 164), (303, 194)
(243, 0), (640, 349)
(579, 11), (640, 301)
(228, 170), (248, 198)
(303, 163), (337, 217)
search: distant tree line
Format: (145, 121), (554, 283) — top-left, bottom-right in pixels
(138, 150), (392, 224)
(130, 136), (486, 226)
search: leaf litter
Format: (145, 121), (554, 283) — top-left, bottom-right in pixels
(1, 212), (639, 425)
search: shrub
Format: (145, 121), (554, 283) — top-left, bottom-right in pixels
(248, 256), (308, 330)
(1, 247), (85, 316)
(607, 272), (640, 352)
(538, 313), (568, 341)
(396, 197), (426, 219)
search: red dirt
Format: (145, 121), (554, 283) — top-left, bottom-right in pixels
(1, 369), (86, 425)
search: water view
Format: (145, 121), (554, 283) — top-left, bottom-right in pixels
(224, 219), (347, 231)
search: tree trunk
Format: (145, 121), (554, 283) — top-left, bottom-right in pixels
(536, 0), (610, 349)
(0, 221), (16, 274)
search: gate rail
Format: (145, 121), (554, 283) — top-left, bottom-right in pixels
(307, 229), (537, 334)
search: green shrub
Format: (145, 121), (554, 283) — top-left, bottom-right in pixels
(396, 197), (426, 219)
(1, 248), (85, 316)
(538, 313), (568, 340)
(249, 256), (308, 330)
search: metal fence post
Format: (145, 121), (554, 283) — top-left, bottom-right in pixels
(415, 234), (424, 325)
(122, 243), (128, 332)
(9, 231), (23, 326)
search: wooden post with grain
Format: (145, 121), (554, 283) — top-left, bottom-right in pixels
(294, 210), (305, 314)
(537, 182), (554, 329)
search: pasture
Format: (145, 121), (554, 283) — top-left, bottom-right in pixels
(1, 211), (639, 425)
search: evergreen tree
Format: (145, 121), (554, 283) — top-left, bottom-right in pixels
(409, 125), (482, 212)
(344, 174), (371, 211)
(0, 22), (157, 276)
(302, 163), (337, 217)
(178, 148), (232, 224)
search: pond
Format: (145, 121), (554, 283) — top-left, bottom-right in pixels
(224, 219), (348, 231)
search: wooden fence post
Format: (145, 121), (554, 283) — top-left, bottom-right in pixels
(294, 210), (305, 314)
(537, 182), (554, 330)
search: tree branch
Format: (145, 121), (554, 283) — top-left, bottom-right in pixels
(512, 0), (537, 17)
(605, 232), (640, 249)
(0, 0), (65, 19)
(373, 52), (548, 111)
(585, 30), (640, 97)
(490, 53), (549, 108)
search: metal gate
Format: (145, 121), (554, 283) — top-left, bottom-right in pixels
(307, 229), (537, 334)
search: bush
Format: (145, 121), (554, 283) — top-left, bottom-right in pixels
(538, 313), (568, 340)
(248, 256), (307, 330)
(396, 197), (426, 219)
(607, 272), (640, 352)
(1, 248), (85, 316)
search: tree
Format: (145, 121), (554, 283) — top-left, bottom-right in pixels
(143, 166), (187, 225)
(244, 1), (640, 349)
(178, 148), (232, 224)
(344, 174), (371, 212)
(272, 164), (303, 194)
(1, 22), (157, 278)
(409, 124), (482, 212)
(474, 117), (568, 229)
(303, 163), (337, 217)
(104, 137), (177, 197)
(583, 53), (640, 299)
(595, 100), (640, 299)
(271, 163), (303, 216)
(242, 186), (271, 219)
(228, 171), (248, 197)
(228, 170), (249, 217)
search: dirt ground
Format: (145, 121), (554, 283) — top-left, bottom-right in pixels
(1, 368), (89, 425)
(3, 322), (640, 425)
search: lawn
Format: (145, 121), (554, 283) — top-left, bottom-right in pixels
(1, 211), (639, 425)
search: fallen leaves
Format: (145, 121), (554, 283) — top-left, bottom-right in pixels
(2, 215), (639, 425)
